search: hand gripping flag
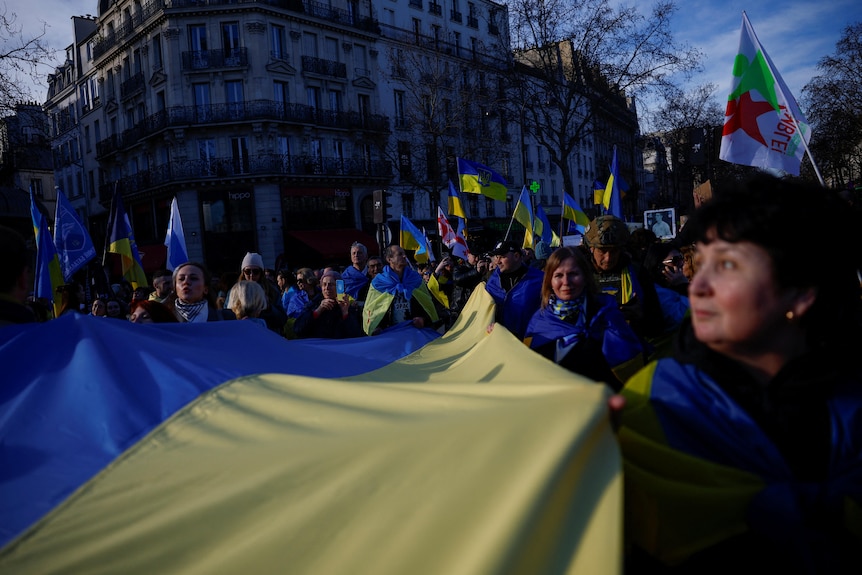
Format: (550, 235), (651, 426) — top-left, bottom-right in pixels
(457, 158), (508, 201)
(400, 214), (429, 263)
(719, 12), (811, 176)
(107, 189), (149, 289)
(512, 186), (534, 249)
(164, 197), (189, 271)
(53, 188), (96, 281)
(447, 180), (467, 220)
(30, 192), (65, 317)
(603, 147), (624, 219)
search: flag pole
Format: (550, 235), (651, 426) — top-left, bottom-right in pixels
(503, 200), (517, 241)
(102, 182), (118, 267)
(789, 116), (825, 186)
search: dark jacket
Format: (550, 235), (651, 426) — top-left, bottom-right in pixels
(294, 293), (364, 339)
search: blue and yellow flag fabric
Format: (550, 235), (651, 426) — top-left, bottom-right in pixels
(53, 188), (96, 282)
(0, 289), (621, 574)
(447, 180), (467, 220)
(164, 197), (189, 271)
(563, 193), (591, 227)
(603, 146), (624, 219)
(399, 214), (429, 263)
(513, 185), (534, 249)
(29, 192), (64, 317)
(457, 157), (508, 201)
(593, 180), (605, 206)
(106, 189), (148, 288)
(533, 201), (561, 247)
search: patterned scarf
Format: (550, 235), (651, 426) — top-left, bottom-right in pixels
(548, 293), (586, 326)
(174, 299), (207, 323)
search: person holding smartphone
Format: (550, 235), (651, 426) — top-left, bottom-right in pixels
(293, 270), (364, 339)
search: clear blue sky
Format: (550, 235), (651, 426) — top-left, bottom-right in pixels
(7, 0), (860, 110)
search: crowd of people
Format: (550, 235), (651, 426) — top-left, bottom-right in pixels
(2, 172), (861, 572)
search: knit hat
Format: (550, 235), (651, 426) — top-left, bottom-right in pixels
(241, 252), (264, 270)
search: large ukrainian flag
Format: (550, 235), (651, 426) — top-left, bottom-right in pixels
(457, 157), (509, 201)
(0, 290), (621, 574)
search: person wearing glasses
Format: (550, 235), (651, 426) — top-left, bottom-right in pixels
(286, 267), (319, 319)
(224, 252), (286, 333)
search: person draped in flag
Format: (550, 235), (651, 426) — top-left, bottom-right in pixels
(582, 215), (663, 341)
(342, 241), (370, 301)
(363, 245), (439, 335)
(618, 175), (862, 572)
(524, 247), (644, 391)
(484, 240), (544, 340)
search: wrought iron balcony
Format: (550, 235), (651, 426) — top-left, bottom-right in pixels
(95, 100), (390, 157)
(120, 72), (146, 100)
(181, 48), (248, 71)
(99, 153), (393, 198)
(301, 56), (347, 78)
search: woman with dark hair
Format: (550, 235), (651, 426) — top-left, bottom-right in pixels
(163, 262), (235, 323)
(524, 246), (645, 391)
(129, 299), (179, 324)
(619, 175), (862, 572)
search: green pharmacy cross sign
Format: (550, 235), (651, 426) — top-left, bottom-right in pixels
(529, 181), (540, 194)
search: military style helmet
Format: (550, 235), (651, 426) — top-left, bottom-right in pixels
(584, 215), (629, 248)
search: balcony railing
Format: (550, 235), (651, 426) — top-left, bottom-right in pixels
(467, 16), (478, 28)
(181, 48), (248, 71)
(428, 3), (441, 15)
(301, 56), (347, 78)
(92, 0), (380, 62)
(120, 72), (146, 100)
(99, 154), (393, 198)
(450, 10), (461, 22)
(95, 100), (390, 157)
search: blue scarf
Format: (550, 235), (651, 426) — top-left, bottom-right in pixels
(548, 293), (586, 326)
(371, 266), (422, 301)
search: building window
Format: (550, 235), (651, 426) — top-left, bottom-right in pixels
(152, 34), (163, 70)
(394, 90), (405, 128)
(402, 193), (414, 218)
(328, 89), (342, 112)
(231, 137), (249, 174)
(198, 138), (216, 176)
(221, 22), (240, 55)
(306, 86), (321, 109)
(29, 178), (43, 199)
(270, 24), (286, 60)
(225, 80), (244, 119)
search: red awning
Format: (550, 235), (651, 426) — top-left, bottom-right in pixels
(286, 228), (380, 260)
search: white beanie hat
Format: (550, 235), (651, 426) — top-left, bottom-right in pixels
(241, 252), (264, 270)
